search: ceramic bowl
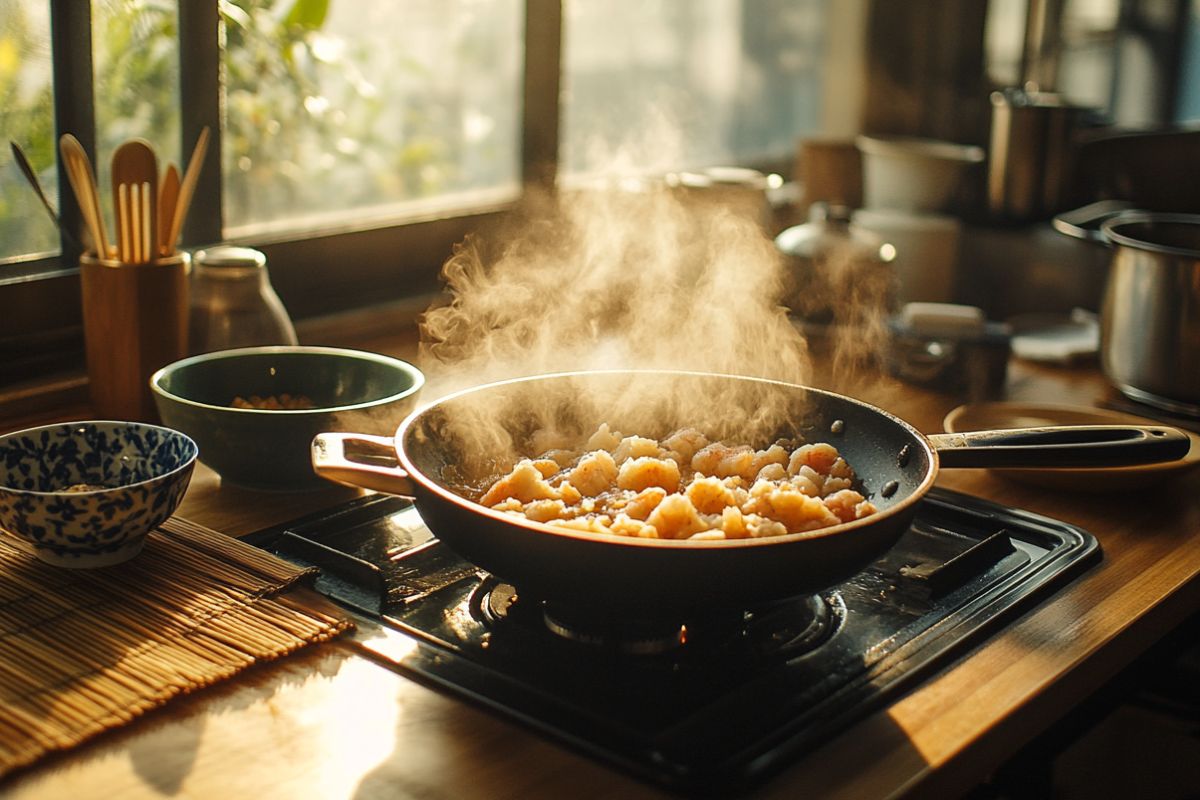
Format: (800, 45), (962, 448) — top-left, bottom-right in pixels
(151, 345), (424, 491)
(856, 135), (984, 214)
(0, 421), (198, 567)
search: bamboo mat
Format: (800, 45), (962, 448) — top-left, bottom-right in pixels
(0, 517), (354, 778)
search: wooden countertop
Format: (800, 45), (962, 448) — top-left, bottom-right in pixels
(3, 322), (1199, 800)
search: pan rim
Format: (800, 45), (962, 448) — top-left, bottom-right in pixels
(395, 369), (938, 549)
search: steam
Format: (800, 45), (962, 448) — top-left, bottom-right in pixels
(414, 147), (895, 468)
(785, 234), (894, 395)
(403, 100), (945, 474)
(421, 183), (809, 387)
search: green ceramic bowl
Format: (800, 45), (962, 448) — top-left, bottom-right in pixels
(151, 346), (424, 491)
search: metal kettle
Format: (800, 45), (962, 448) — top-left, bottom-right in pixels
(774, 203), (895, 322)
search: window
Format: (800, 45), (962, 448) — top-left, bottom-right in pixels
(562, 0), (825, 176)
(0, 0), (56, 261)
(221, 1), (523, 236)
(0, 0), (834, 387)
(985, 0), (1198, 126)
(0, 0), (835, 389)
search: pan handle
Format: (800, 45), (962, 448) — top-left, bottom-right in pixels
(926, 425), (1191, 469)
(311, 432), (416, 497)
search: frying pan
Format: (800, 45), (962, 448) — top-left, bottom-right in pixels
(312, 371), (1187, 614)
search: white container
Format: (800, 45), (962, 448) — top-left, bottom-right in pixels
(851, 208), (962, 306)
(856, 135), (984, 214)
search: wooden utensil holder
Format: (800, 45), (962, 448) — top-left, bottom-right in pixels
(81, 253), (189, 421)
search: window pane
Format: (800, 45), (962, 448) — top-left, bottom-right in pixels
(0, 0), (58, 260)
(1056, 0), (1120, 112)
(984, 0), (1026, 88)
(222, 0), (523, 236)
(92, 0), (181, 241)
(562, 0), (828, 175)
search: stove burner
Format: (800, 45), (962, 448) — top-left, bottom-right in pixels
(745, 593), (840, 659)
(476, 578), (839, 660)
(542, 601), (689, 655)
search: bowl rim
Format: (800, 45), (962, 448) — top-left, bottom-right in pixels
(855, 134), (985, 164)
(0, 419), (198, 496)
(149, 345), (426, 416)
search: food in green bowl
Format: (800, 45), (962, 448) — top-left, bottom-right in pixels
(151, 346), (424, 491)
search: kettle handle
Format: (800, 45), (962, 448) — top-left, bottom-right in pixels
(1052, 199), (1136, 243)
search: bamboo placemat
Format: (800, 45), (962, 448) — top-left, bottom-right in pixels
(0, 517), (354, 778)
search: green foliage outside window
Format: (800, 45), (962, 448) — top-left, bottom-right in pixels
(0, 1), (57, 259)
(1, 0), (477, 261)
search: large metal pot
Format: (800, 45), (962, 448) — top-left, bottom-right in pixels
(1055, 205), (1200, 414)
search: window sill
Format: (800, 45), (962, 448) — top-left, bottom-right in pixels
(0, 372), (90, 432)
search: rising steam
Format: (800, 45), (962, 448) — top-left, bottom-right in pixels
(414, 132), (894, 474)
(421, 183), (811, 388)
(413, 177), (822, 470)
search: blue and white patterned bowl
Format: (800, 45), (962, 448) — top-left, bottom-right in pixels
(0, 421), (197, 568)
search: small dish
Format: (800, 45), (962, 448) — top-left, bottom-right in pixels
(1007, 309), (1099, 365)
(0, 421), (197, 567)
(943, 402), (1200, 491)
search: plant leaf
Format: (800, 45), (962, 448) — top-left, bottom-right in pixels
(283, 0), (329, 31)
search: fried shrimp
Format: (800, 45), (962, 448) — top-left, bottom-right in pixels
(477, 426), (878, 541)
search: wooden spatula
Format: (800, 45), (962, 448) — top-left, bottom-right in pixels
(111, 139), (158, 264)
(158, 163), (179, 257)
(166, 126), (210, 253)
(59, 134), (110, 258)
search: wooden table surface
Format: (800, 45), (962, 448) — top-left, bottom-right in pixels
(3, 323), (1199, 800)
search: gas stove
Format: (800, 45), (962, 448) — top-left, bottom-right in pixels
(245, 488), (1099, 794)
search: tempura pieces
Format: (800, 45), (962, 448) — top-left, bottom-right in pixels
(478, 425), (877, 541)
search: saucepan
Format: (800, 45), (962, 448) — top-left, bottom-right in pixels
(312, 370), (1188, 614)
(1054, 203), (1200, 414)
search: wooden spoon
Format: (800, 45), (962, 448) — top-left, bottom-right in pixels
(111, 139), (158, 264)
(158, 163), (179, 257)
(166, 126), (210, 252)
(58, 134), (110, 258)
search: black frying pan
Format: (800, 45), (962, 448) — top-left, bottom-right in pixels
(312, 371), (1187, 614)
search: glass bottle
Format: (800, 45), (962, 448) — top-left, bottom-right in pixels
(187, 246), (298, 354)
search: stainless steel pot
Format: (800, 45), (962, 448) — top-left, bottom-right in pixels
(1055, 206), (1200, 414)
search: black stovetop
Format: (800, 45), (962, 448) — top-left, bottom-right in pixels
(245, 488), (1099, 794)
